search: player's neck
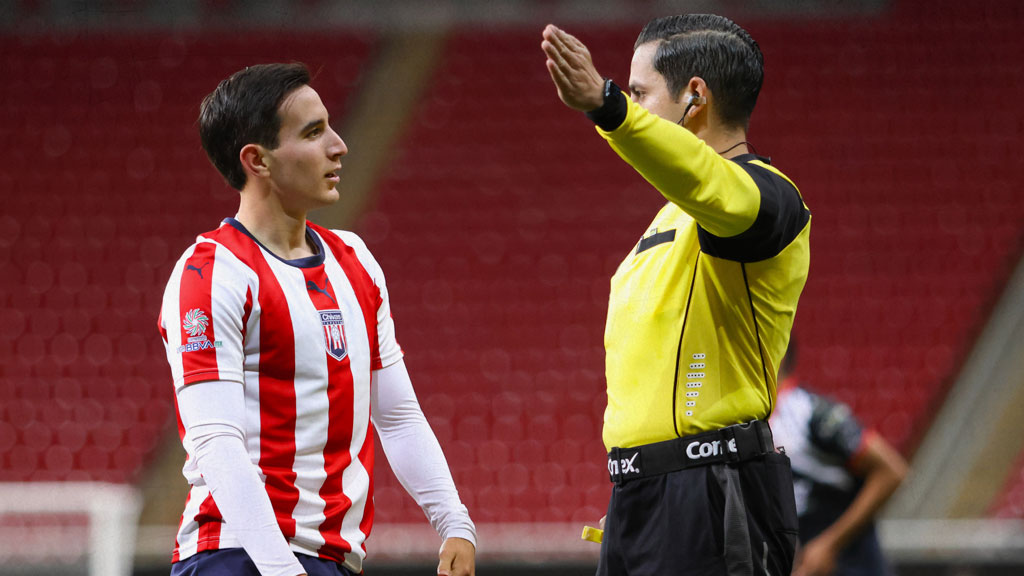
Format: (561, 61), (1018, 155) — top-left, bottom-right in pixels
(236, 189), (316, 260)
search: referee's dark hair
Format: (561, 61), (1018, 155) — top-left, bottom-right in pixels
(635, 14), (763, 129)
(199, 63), (312, 190)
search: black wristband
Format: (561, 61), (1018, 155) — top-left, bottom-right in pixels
(585, 78), (628, 131)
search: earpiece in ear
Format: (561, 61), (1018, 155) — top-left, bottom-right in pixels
(677, 93), (706, 126)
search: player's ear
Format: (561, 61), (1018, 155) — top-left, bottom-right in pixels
(240, 143), (270, 180)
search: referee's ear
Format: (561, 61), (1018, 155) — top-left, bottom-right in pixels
(678, 76), (710, 125)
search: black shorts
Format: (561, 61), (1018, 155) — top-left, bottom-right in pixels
(170, 548), (355, 576)
(597, 451), (799, 576)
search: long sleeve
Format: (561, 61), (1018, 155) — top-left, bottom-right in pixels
(371, 360), (477, 547)
(596, 94), (762, 238)
(177, 380), (306, 576)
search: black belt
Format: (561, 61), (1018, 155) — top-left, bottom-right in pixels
(607, 420), (775, 484)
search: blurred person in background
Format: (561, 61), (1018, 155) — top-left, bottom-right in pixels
(772, 338), (908, 576)
(542, 13), (810, 576)
(158, 63), (475, 576)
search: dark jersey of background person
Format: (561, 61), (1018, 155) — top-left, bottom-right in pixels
(771, 383), (894, 576)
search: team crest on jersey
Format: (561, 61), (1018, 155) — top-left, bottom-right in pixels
(319, 310), (348, 361)
(176, 308), (222, 354)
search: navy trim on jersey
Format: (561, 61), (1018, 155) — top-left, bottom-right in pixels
(696, 156), (810, 263)
(224, 218), (326, 268)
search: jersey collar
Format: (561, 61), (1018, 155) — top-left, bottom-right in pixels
(224, 218), (326, 268)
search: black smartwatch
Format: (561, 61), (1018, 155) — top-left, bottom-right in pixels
(586, 78), (628, 131)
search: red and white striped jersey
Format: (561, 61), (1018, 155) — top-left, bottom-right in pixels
(158, 218), (403, 572)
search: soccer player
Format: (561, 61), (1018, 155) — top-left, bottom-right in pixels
(772, 341), (908, 576)
(158, 63), (476, 576)
(542, 14), (811, 576)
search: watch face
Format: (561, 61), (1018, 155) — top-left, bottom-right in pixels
(604, 79), (616, 102)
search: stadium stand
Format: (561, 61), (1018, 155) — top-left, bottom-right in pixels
(0, 2), (1023, 572)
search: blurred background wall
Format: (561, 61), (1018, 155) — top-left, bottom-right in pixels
(1, 0), (1023, 574)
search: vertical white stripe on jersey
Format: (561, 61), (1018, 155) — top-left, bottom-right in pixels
(269, 255), (331, 552)
(208, 244), (250, 387)
(242, 302), (265, 481)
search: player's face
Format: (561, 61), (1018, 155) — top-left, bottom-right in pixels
(264, 85), (348, 212)
(628, 42), (685, 123)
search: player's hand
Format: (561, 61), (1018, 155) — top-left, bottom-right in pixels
(792, 535), (838, 576)
(541, 24), (605, 111)
(437, 537), (475, 576)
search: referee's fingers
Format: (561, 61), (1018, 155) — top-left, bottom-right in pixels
(546, 58), (571, 89)
(554, 31), (590, 74)
(541, 41), (572, 77)
(546, 25), (572, 55)
(558, 26), (588, 56)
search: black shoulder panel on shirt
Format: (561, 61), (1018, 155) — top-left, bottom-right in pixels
(807, 392), (864, 462)
(696, 158), (810, 263)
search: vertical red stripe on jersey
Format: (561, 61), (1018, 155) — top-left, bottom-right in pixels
(357, 417), (376, 553)
(304, 266), (356, 560)
(212, 225), (301, 539)
(195, 493), (223, 552)
(178, 243), (221, 383)
(312, 224), (382, 368)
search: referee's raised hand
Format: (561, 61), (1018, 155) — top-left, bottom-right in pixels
(541, 24), (605, 111)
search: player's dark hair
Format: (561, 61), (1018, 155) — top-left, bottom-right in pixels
(635, 14), (763, 129)
(199, 63), (311, 190)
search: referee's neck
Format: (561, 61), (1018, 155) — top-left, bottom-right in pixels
(702, 126), (749, 159)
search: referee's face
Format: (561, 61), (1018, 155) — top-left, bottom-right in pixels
(628, 42), (684, 123)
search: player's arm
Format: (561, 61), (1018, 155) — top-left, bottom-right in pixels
(371, 359), (476, 576)
(541, 24), (760, 238)
(161, 245), (305, 576)
(177, 380), (307, 576)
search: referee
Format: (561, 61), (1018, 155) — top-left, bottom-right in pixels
(542, 14), (810, 576)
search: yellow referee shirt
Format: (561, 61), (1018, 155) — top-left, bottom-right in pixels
(599, 97), (811, 450)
